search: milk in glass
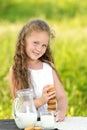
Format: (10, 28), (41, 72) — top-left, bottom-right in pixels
(41, 112), (55, 129)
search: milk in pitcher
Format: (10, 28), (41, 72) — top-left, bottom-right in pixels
(15, 112), (37, 129)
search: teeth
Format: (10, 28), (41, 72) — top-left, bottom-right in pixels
(33, 52), (39, 55)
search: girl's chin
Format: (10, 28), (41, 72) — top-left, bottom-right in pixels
(28, 55), (41, 61)
(32, 55), (41, 60)
(29, 57), (39, 61)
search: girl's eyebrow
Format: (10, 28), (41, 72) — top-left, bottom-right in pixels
(33, 41), (48, 45)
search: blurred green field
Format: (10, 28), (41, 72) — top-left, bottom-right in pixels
(0, 0), (87, 119)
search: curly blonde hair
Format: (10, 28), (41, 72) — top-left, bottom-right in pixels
(13, 19), (55, 89)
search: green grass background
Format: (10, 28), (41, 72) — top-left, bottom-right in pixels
(0, 0), (87, 119)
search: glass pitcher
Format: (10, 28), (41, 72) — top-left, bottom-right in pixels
(13, 88), (37, 129)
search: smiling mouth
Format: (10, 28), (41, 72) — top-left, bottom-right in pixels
(33, 51), (40, 56)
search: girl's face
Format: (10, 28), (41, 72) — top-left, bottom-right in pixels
(25, 31), (49, 61)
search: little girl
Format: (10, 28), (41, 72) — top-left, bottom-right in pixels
(9, 19), (68, 121)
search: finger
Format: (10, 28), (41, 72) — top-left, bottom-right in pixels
(55, 113), (59, 122)
(44, 84), (55, 91)
(48, 93), (56, 100)
(57, 117), (64, 122)
(48, 91), (56, 97)
(55, 112), (64, 122)
(48, 91), (56, 96)
(55, 112), (62, 122)
(43, 85), (51, 92)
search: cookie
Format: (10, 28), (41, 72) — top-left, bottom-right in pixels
(48, 98), (56, 104)
(24, 126), (34, 130)
(47, 85), (55, 92)
(34, 126), (42, 130)
(47, 85), (56, 111)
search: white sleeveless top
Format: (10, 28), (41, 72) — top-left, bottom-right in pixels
(28, 62), (54, 116)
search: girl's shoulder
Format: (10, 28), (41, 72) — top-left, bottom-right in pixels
(9, 66), (14, 79)
(9, 66), (13, 73)
(43, 62), (53, 69)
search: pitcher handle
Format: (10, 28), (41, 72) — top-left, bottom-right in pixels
(12, 98), (19, 118)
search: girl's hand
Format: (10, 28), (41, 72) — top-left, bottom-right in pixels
(54, 110), (65, 122)
(40, 85), (56, 105)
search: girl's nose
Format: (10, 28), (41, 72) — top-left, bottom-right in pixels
(36, 45), (42, 52)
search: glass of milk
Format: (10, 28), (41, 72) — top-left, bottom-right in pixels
(40, 111), (55, 129)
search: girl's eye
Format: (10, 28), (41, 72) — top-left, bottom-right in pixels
(42, 44), (47, 48)
(33, 42), (38, 44)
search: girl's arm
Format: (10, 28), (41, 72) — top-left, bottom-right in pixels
(9, 67), (17, 99)
(52, 69), (68, 121)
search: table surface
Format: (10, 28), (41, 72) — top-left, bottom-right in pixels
(0, 117), (87, 130)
